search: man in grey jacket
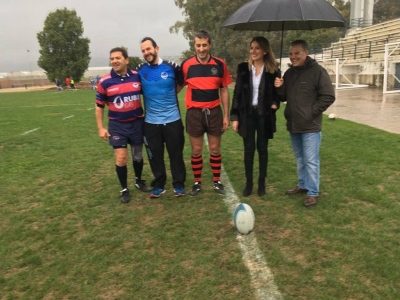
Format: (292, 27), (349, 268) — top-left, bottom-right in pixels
(274, 40), (335, 207)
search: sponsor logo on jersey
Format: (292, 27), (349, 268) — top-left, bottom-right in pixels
(211, 67), (218, 75)
(113, 95), (141, 109)
(133, 83), (140, 88)
(161, 72), (168, 79)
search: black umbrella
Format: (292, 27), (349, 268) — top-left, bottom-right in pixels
(222, 0), (347, 69)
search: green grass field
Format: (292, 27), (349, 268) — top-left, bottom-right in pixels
(1, 89), (399, 299)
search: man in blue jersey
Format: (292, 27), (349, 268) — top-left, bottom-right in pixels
(137, 37), (186, 198)
(96, 47), (150, 203)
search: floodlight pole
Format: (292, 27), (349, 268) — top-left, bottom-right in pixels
(27, 50), (34, 87)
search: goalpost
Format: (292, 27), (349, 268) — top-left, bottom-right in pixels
(383, 41), (400, 94)
(318, 58), (368, 90)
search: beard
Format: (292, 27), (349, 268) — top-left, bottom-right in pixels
(145, 52), (158, 65)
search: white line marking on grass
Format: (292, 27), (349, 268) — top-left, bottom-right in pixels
(21, 128), (40, 135)
(0, 104), (88, 109)
(205, 138), (282, 300)
(87, 107), (94, 111)
(62, 115), (74, 120)
(221, 171), (283, 300)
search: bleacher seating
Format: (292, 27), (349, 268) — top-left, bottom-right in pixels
(322, 18), (400, 60)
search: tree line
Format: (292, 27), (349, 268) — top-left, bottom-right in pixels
(36, 1), (399, 82)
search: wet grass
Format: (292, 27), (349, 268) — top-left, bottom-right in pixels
(0, 89), (399, 299)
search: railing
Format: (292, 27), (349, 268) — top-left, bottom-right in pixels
(0, 77), (51, 89)
(273, 36), (400, 61)
(350, 18), (373, 28)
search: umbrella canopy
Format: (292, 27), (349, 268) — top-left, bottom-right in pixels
(222, 0), (347, 68)
(222, 0), (347, 31)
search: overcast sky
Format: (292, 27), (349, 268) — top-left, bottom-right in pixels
(0, 0), (189, 73)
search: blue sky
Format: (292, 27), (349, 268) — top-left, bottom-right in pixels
(0, 0), (188, 72)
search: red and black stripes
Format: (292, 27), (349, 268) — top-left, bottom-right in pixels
(210, 154), (222, 182)
(191, 155), (203, 183)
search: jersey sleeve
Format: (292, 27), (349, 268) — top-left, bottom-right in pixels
(178, 61), (187, 86)
(221, 62), (232, 88)
(95, 80), (107, 108)
(173, 62), (184, 86)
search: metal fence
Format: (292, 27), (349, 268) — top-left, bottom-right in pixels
(274, 36), (400, 62)
(0, 73), (51, 89)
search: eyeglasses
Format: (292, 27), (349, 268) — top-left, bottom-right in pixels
(289, 51), (305, 56)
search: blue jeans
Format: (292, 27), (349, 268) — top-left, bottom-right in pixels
(290, 132), (322, 196)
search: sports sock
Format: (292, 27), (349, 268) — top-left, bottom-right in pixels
(133, 160), (144, 183)
(191, 155), (203, 183)
(116, 165), (128, 189)
(210, 154), (222, 182)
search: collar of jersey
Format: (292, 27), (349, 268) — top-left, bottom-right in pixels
(147, 58), (163, 66)
(111, 68), (133, 78)
(195, 55), (212, 64)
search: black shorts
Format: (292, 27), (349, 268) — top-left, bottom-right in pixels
(108, 118), (144, 147)
(186, 106), (224, 137)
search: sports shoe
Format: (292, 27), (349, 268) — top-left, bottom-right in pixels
(149, 188), (166, 198)
(174, 187), (186, 197)
(135, 180), (151, 192)
(119, 188), (130, 203)
(189, 182), (202, 196)
(213, 181), (226, 195)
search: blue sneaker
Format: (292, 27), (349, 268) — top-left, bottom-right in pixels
(174, 187), (186, 197)
(150, 188), (166, 198)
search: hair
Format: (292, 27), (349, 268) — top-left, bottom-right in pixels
(194, 29), (212, 44)
(290, 40), (309, 51)
(110, 47), (128, 59)
(141, 37), (158, 48)
(248, 36), (277, 73)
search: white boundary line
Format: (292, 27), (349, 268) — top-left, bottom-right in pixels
(62, 115), (74, 120)
(0, 104), (89, 109)
(205, 138), (282, 300)
(21, 128), (40, 135)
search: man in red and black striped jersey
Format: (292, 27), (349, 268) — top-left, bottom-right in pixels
(95, 47), (150, 203)
(180, 29), (232, 196)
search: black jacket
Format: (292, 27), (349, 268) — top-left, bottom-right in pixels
(230, 62), (279, 139)
(277, 57), (335, 133)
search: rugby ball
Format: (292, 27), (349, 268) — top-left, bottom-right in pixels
(233, 203), (255, 235)
(328, 113), (337, 120)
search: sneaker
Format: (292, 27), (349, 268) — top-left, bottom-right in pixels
(149, 188), (166, 198)
(120, 188), (130, 203)
(135, 180), (151, 192)
(189, 182), (202, 196)
(213, 181), (226, 195)
(174, 187), (186, 197)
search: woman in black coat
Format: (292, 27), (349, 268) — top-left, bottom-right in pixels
(230, 37), (279, 197)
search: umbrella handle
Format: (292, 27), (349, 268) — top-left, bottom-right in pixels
(279, 23), (284, 78)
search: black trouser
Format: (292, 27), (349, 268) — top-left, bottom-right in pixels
(143, 119), (186, 189)
(243, 111), (269, 181)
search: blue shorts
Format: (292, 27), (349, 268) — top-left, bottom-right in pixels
(108, 118), (144, 147)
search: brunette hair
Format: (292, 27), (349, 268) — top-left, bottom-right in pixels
(248, 36), (277, 73)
